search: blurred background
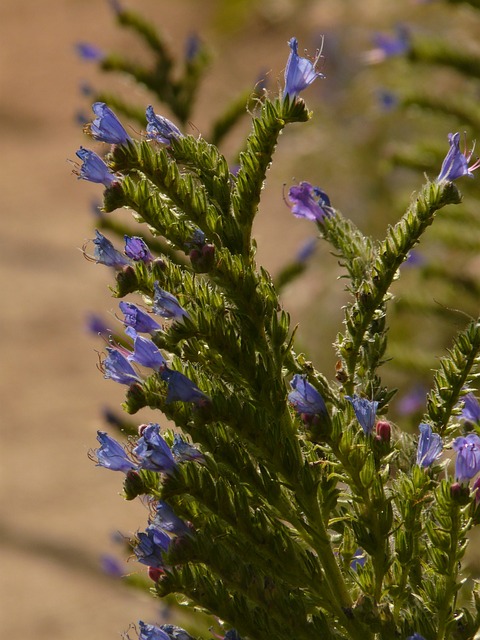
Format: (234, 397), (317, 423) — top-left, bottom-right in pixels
(2, 0), (480, 638)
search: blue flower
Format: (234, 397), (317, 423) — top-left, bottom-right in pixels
(288, 374), (327, 416)
(153, 283), (190, 320)
(159, 625), (195, 640)
(138, 622), (172, 640)
(88, 230), (129, 267)
(295, 237), (317, 263)
(89, 102), (131, 144)
(453, 434), (480, 483)
(134, 525), (171, 568)
(172, 434), (204, 462)
(100, 554), (125, 577)
(283, 37), (324, 99)
(146, 106), (183, 144)
(85, 313), (111, 336)
(437, 132), (480, 182)
(288, 182), (331, 221)
(184, 33), (201, 62)
(75, 42), (105, 61)
(407, 635), (426, 640)
(94, 431), (137, 472)
(133, 424), (177, 474)
(102, 348), (140, 385)
(124, 235), (153, 262)
(460, 393), (480, 424)
(75, 147), (117, 187)
(119, 301), (162, 334)
(154, 501), (190, 536)
(161, 368), (209, 405)
(416, 423), (443, 467)
(125, 327), (166, 371)
(346, 396), (378, 435)
(366, 25), (410, 64)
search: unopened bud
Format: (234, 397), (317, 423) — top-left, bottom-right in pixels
(450, 481), (470, 504)
(148, 566), (164, 582)
(375, 421), (391, 443)
(116, 265), (138, 295)
(123, 470), (146, 500)
(190, 243), (215, 272)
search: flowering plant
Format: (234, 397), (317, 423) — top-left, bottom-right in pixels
(75, 8), (480, 640)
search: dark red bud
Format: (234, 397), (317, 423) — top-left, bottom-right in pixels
(148, 566), (164, 582)
(137, 423), (148, 436)
(375, 421), (391, 443)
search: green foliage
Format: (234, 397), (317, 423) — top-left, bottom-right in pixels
(80, 4), (480, 640)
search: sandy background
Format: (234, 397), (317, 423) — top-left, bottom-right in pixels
(1, 1), (462, 639)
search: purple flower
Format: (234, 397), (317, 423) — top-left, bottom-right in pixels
(296, 237), (317, 263)
(133, 424), (177, 474)
(153, 283), (190, 320)
(154, 501), (190, 536)
(75, 42), (105, 61)
(94, 431), (137, 472)
(161, 625), (195, 640)
(396, 385), (427, 416)
(102, 347), (140, 385)
(124, 235), (154, 262)
(146, 106), (183, 144)
(138, 622), (172, 640)
(283, 37), (324, 99)
(85, 313), (111, 336)
(75, 147), (117, 187)
(119, 301), (162, 334)
(346, 396), (378, 435)
(125, 327), (166, 371)
(461, 393), (480, 424)
(288, 374), (327, 416)
(350, 548), (367, 572)
(453, 434), (480, 483)
(100, 554), (125, 577)
(172, 434), (204, 462)
(288, 182), (331, 222)
(185, 33), (201, 61)
(89, 230), (129, 267)
(437, 132), (480, 182)
(89, 102), (131, 144)
(407, 635), (426, 640)
(366, 25), (410, 64)
(161, 368), (209, 405)
(134, 525), (171, 568)
(416, 423), (443, 467)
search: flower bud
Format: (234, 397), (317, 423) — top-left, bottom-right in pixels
(450, 481), (470, 504)
(115, 265), (139, 295)
(190, 243), (215, 272)
(375, 421), (391, 443)
(148, 566), (164, 582)
(123, 470), (147, 500)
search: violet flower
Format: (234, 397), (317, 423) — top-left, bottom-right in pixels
(172, 434), (204, 462)
(346, 395), (378, 435)
(134, 524), (171, 568)
(283, 37), (324, 99)
(125, 327), (165, 371)
(437, 132), (480, 182)
(288, 182), (331, 222)
(124, 235), (154, 262)
(288, 374), (327, 416)
(133, 424), (177, 474)
(102, 347), (141, 385)
(89, 102), (131, 144)
(153, 283), (190, 320)
(416, 423), (443, 467)
(161, 367), (209, 405)
(75, 147), (117, 187)
(90, 230), (129, 267)
(453, 434), (480, 483)
(461, 393), (480, 424)
(119, 301), (162, 334)
(94, 431), (137, 472)
(146, 106), (183, 144)
(154, 501), (190, 537)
